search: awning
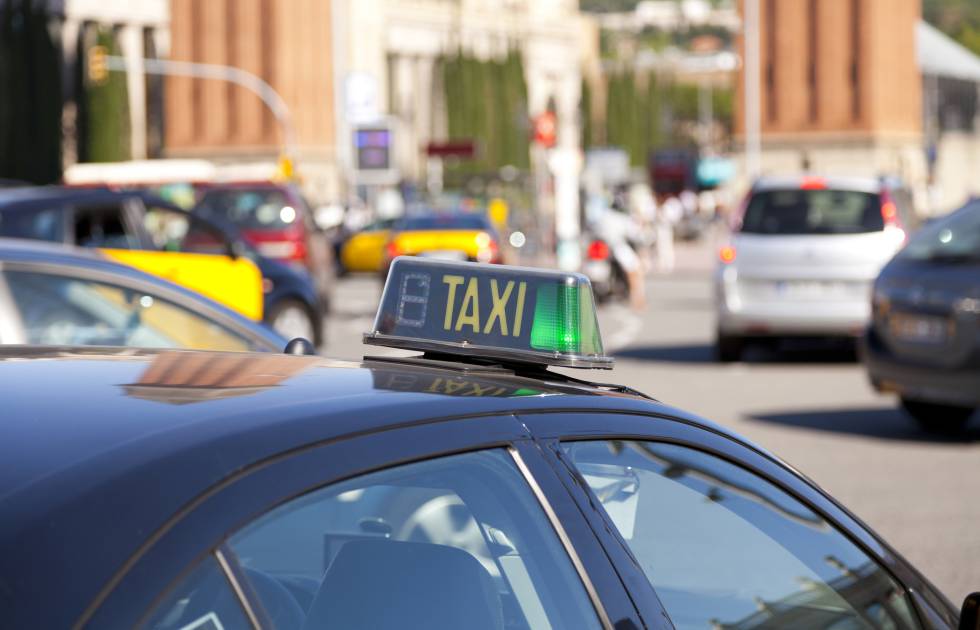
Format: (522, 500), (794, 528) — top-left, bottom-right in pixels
(918, 20), (980, 83)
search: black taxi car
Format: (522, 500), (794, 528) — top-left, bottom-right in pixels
(1, 258), (975, 630)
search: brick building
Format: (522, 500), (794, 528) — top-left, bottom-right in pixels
(165, 0), (338, 200)
(735, 0), (926, 203)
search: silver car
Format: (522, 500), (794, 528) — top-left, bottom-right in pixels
(714, 176), (911, 361)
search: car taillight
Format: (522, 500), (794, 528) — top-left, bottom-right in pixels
(587, 240), (610, 260)
(880, 191), (907, 243)
(256, 240), (307, 262)
(386, 240), (402, 260)
(800, 176), (827, 190)
(719, 246), (737, 264)
(476, 238), (501, 264)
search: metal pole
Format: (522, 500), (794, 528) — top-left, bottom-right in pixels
(104, 56), (297, 159)
(743, 0), (762, 180)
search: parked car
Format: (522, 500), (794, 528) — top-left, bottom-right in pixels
(0, 238), (286, 351)
(0, 186), (324, 344)
(714, 175), (913, 361)
(0, 257), (969, 630)
(193, 182), (335, 314)
(863, 199), (980, 432)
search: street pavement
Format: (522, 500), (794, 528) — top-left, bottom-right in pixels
(323, 239), (980, 606)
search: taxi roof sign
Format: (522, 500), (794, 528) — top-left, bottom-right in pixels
(365, 257), (614, 369)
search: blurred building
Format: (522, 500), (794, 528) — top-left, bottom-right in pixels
(735, 0), (980, 214)
(919, 21), (980, 212)
(49, 0), (170, 163)
(735, 0), (924, 199)
(334, 0), (598, 186)
(165, 0), (338, 201)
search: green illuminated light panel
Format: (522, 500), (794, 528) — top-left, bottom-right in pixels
(530, 283), (602, 356)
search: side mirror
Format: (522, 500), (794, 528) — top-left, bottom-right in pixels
(962, 593), (980, 630)
(229, 239), (248, 260)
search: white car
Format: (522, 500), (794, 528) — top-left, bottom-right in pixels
(714, 176), (911, 361)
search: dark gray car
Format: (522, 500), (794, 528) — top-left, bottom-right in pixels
(863, 200), (980, 432)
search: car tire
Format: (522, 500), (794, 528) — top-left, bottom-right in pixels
(268, 299), (320, 346)
(715, 332), (743, 363)
(900, 398), (975, 434)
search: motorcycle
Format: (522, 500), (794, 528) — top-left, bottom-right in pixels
(582, 235), (630, 304)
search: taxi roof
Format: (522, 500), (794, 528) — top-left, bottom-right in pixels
(0, 346), (741, 627)
(0, 346), (670, 503)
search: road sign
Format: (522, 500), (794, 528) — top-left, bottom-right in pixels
(425, 140), (476, 159)
(345, 73), (380, 124)
(532, 111), (557, 148)
(352, 121), (398, 185)
(88, 46), (109, 84)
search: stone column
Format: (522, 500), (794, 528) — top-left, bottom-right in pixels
(119, 24), (147, 159)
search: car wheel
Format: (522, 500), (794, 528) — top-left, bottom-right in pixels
(900, 398), (975, 434)
(715, 332), (743, 363)
(268, 300), (318, 345)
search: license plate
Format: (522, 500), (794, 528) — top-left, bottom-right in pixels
(771, 280), (863, 299)
(419, 250), (467, 261)
(888, 313), (950, 344)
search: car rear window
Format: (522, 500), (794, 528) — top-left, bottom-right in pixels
(195, 188), (298, 230)
(741, 189), (883, 235)
(395, 214), (491, 231)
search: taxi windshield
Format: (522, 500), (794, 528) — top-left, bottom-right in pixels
(394, 214), (492, 232)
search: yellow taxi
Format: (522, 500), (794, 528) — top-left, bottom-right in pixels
(339, 217), (397, 273)
(382, 213), (502, 276)
(0, 187), (264, 320)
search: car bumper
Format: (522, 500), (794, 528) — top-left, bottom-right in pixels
(862, 328), (980, 407)
(717, 298), (869, 336)
(715, 268), (872, 336)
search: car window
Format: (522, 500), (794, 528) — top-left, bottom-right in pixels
(142, 205), (235, 256)
(74, 204), (140, 249)
(195, 188), (297, 230)
(395, 214), (492, 231)
(225, 449), (600, 630)
(563, 440), (920, 630)
(741, 189), (883, 235)
(142, 555), (252, 630)
(897, 201), (980, 263)
(0, 207), (65, 241)
(3, 269), (255, 351)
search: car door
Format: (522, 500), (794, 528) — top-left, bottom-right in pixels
(519, 412), (960, 630)
(85, 414), (647, 629)
(100, 200), (265, 320)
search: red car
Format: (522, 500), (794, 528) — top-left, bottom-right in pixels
(194, 182), (335, 329)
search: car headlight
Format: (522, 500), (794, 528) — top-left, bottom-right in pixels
(871, 288), (891, 316)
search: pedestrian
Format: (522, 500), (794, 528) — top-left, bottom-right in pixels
(656, 194), (682, 273)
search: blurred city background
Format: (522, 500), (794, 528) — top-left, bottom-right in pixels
(1, 0), (979, 608)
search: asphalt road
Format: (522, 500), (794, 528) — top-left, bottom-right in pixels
(324, 245), (980, 607)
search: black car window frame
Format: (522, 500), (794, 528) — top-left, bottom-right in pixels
(0, 260), (279, 352)
(84, 413), (641, 629)
(517, 411), (958, 630)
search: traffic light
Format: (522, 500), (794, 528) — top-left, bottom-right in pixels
(88, 45), (108, 84)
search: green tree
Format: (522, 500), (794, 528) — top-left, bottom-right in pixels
(79, 25), (130, 163)
(439, 48), (529, 177)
